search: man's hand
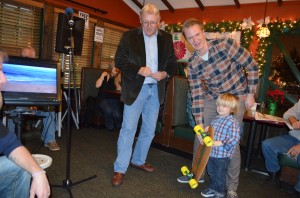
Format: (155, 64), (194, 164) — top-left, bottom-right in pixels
(287, 144), (300, 159)
(30, 173), (50, 198)
(150, 71), (167, 81)
(292, 120), (300, 130)
(245, 94), (256, 110)
(138, 67), (153, 77)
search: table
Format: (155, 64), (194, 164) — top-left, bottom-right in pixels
(4, 109), (45, 142)
(243, 109), (287, 172)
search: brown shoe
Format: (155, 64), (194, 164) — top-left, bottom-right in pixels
(112, 172), (124, 187)
(44, 141), (60, 151)
(129, 163), (155, 173)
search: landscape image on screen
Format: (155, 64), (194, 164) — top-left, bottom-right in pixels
(2, 63), (57, 94)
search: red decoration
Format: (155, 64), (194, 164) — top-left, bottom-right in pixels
(173, 41), (186, 60)
(266, 89), (285, 104)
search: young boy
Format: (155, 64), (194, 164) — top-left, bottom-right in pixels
(201, 93), (240, 198)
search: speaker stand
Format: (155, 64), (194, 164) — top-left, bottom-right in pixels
(51, 23), (96, 197)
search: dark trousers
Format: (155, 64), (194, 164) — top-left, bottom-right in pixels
(207, 157), (230, 197)
(98, 99), (122, 130)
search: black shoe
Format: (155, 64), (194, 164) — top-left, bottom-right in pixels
(294, 190), (300, 198)
(265, 171), (279, 184)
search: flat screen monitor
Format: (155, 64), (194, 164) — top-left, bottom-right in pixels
(2, 56), (61, 106)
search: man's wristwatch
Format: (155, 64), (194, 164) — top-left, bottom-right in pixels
(165, 72), (170, 80)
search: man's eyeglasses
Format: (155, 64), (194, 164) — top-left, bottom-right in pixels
(142, 21), (158, 27)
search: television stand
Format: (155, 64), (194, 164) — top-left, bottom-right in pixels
(4, 109), (44, 142)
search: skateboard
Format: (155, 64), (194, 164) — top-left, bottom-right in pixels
(192, 125), (214, 182)
(180, 166), (198, 189)
(180, 125), (214, 188)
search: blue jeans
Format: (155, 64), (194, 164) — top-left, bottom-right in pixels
(114, 84), (159, 173)
(8, 111), (57, 144)
(0, 156), (31, 197)
(262, 134), (300, 191)
(98, 99), (122, 130)
(207, 157), (230, 197)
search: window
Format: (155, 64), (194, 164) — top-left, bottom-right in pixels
(0, 0), (42, 56)
(100, 23), (128, 69)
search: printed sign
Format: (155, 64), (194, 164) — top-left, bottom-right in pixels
(79, 11), (89, 29)
(94, 26), (104, 43)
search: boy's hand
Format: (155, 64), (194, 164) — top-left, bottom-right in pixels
(204, 126), (209, 132)
(213, 141), (222, 147)
(196, 134), (203, 145)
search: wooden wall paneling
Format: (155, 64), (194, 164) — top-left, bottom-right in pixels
(42, 4), (54, 60)
(93, 19), (103, 68)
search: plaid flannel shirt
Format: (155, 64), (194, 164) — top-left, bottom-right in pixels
(188, 38), (259, 125)
(210, 115), (240, 158)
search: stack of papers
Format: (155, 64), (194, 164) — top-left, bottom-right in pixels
(254, 112), (294, 130)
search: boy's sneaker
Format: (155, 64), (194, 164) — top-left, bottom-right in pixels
(201, 188), (215, 197)
(177, 175), (204, 183)
(226, 191), (238, 198)
(44, 141), (60, 151)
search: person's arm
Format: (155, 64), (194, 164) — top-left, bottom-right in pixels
(188, 67), (205, 126)
(283, 99), (300, 129)
(150, 33), (178, 81)
(221, 119), (240, 150)
(95, 72), (109, 88)
(227, 38), (259, 109)
(9, 146), (50, 198)
(115, 30), (142, 79)
(0, 127), (50, 198)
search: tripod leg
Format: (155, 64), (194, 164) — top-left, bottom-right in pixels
(70, 109), (79, 129)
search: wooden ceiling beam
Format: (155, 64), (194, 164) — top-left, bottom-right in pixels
(131, 0), (143, 9)
(161, 0), (174, 13)
(194, 0), (204, 11)
(278, 0), (283, 6)
(233, 0), (240, 9)
(66, 0), (107, 14)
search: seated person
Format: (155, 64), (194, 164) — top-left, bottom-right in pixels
(95, 62), (122, 131)
(262, 99), (300, 195)
(0, 48), (51, 197)
(7, 46), (60, 151)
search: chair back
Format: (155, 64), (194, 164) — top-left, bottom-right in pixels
(80, 67), (103, 104)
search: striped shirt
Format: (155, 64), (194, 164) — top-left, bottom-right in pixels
(188, 38), (259, 125)
(210, 115), (240, 158)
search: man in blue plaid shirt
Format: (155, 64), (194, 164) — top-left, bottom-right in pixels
(177, 18), (259, 198)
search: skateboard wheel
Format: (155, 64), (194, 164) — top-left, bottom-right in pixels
(181, 166), (189, 175)
(194, 125), (204, 135)
(189, 179), (198, 189)
(203, 136), (214, 147)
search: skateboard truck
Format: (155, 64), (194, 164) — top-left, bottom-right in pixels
(194, 125), (214, 147)
(180, 166), (198, 189)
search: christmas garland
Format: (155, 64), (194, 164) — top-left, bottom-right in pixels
(164, 21), (254, 50)
(164, 18), (300, 76)
(255, 18), (300, 76)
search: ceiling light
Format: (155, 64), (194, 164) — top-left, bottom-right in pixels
(256, 0), (270, 38)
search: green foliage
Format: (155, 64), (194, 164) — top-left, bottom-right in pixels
(164, 21), (254, 50)
(255, 18), (300, 76)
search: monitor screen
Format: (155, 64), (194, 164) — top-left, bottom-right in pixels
(2, 56), (61, 106)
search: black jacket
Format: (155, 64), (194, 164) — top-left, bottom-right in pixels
(115, 28), (178, 105)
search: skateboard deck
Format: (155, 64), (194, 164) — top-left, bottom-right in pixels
(191, 126), (214, 182)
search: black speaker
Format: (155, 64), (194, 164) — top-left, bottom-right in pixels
(55, 13), (85, 56)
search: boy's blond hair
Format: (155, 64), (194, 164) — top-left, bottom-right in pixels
(216, 93), (239, 115)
